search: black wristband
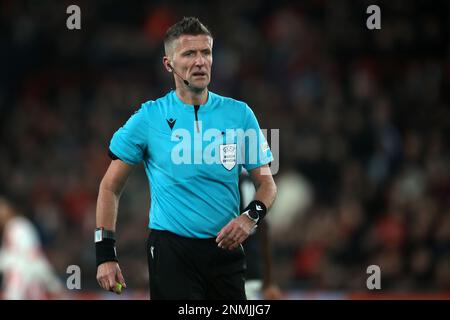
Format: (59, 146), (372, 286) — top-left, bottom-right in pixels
(242, 200), (267, 224)
(95, 238), (118, 267)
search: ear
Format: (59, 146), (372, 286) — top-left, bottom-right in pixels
(162, 56), (172, 72)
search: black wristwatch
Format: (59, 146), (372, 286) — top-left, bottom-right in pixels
(242, 208), (260, 224)
(95, 227), (116, 243)
(241, 200), (267, 225)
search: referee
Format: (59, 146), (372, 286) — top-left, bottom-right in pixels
(95, 17), (277, 299)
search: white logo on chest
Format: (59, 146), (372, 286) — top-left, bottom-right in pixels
(219, 143), (237, 170)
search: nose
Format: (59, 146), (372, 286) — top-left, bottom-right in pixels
(194, 54), (206, 67)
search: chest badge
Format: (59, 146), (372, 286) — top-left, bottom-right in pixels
(220, 143), (237, 171)
(166, 118), (176, 130)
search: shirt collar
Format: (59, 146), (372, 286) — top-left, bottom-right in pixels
(172, 90), (213, 111)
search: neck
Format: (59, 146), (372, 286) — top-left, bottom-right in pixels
(176, 87), (208, 106)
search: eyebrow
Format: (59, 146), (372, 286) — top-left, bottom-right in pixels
(181, 48), (211, 55)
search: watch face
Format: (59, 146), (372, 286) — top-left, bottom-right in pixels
(249, 210), (259, 220)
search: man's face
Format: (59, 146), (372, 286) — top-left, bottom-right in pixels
(167, 34), (213, 91)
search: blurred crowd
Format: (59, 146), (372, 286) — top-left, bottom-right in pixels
(1, 0), (450, 294)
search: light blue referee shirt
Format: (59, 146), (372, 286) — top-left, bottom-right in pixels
(109, 90), (273, 238)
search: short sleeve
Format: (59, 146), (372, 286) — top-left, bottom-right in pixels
(242, 104), (274, 171)
(109, 105), (149, 165)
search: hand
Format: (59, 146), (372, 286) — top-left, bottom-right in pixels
(216, 214), (256, 250)
(96, 261), (127, 294)
(262, 284), (283, 300)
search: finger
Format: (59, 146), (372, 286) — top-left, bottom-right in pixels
(225, 223), (245, 248)
(217, 225), (233, 245)
(227, 226), (239, 241)
(222, 235), (238, 250)
(107, 275), (116, 292)
(104, 281), (112, 292)
(219, 235), (234, 249)
(231, 234), (244, 250)
(116, 270), (127, 288)
(219, 229), (234, 249)
(224, 229), (240, 249)
(229, 233), (247, 250)
(97, 274), (107, 290)
(100, 278), (109, 291)
(230, 243), (240, 250)
(237, 232), (249, 244)
(228, 242), (238, 250)
(229, 237), (242, 250)
(216, 225), (231, 244)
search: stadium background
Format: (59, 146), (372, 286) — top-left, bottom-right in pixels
(1, 0), (450, 299)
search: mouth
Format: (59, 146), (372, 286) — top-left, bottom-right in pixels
(192, 71), (207, 77)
